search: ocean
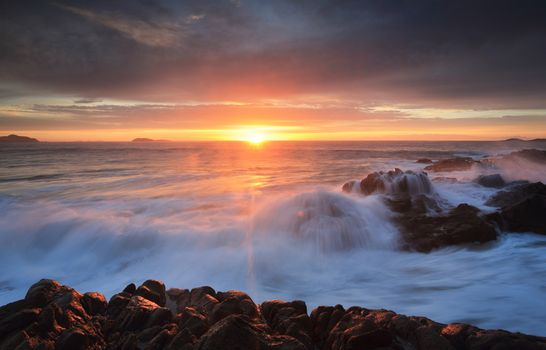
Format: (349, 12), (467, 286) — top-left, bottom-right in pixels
(1, 141), (545, 335)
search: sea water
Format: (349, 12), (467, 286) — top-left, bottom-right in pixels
(1, 141), (545, 335)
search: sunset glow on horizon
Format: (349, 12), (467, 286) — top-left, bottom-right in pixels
(1, 1), (546, 141)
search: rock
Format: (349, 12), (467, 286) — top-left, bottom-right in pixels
(55, 329), (89, 350)
(484, 181), (546, 235)
(475, 174), (506, 188)
(498, 194), (546, 234)
(144, 323), (179, 350)
(24, 279), (62, 307)
(416, 158), (433, 164)
(424, 157), (479, 172)
(261, 300), (313, 350)
(187, 286), (219, 314)
(211, 291), (259, 323)
(357, 169), (433, 196)
(486, 182), (546, 208)
(0, 308), (40, 337)
(166, 288), (191, 313)
(396, 203), (498, 252)
(123, 283), (137, 295)
(341, 180), (359, 193)
(81, 292), (107, 316)
(505, 149), (546, 163)
(167, 328), (197, 350)
(107, 292), (132, 318)
(37, 303), (64, 334)
(2, 279), (546, 350)
(0, 134), (39, 143)
(118, 296), (160, 332)
(135, 280), (166, 307)
(178, 307), (209, 338)
(196, 314), (305, 350)
(146, 307), (173, 328)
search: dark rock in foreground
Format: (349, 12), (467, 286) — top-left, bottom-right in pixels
(424, 157), (479, 172)
(0, 134), (39, 143)
(1, 280), (545, 350)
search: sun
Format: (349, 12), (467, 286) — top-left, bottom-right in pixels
(246, 133), (265, 144)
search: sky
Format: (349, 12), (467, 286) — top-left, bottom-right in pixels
(1, 0), (546, 141)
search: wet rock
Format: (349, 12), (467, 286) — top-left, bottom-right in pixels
(135, 280), (166, 307)
(309, 305), (346, 348)
(196, 314), (305, 350)
(2, 279), (546, 350)
(416, 158), (433, 164)
(107, 292), (132, 318)
(474, 174), (506, 188)
(178, 307), (209, 338)
(425, 157), (479, 172)
(123, 283), (137, 295)
(486, 182), (546, 208)
(341, 180), (359, 193)
(82, 292), (107, 316)
(485, 181), (546, 235)
(166, 328), (197, 350)
(166, 288), (190, 313)
(144, 323), (179, 350)
(185, 286), (219, 314)
(497, 193), (546, 234)
(396, 203), (498, 252)
(211, 290), (259, 323)
(24, 279), (62, 307)
(0, 308), (40, 337)
(504, 149), (546, 163)
(261, 300), (313, 350)
(146, 307), (173, 328)
(55, 329), (89, 350)
(118, 296), (160, 332)
(37, 303), (64, 334)
(358, 169), (433, 196)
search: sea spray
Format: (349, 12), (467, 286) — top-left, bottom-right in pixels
(251, 191), (399, 252)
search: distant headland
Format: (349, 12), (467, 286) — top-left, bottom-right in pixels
(132, 138), (170, 142)
(0, 134), (39, 143)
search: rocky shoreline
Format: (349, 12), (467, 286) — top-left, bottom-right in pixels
(341, 149), (546, 252)
(1, 279), (545, 350)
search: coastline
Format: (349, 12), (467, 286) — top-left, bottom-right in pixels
(1, 279), (545, 350)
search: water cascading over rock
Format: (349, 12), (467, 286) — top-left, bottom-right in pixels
(342, 169), (498, 252)
(251, 191), (398, 253)
(343, 168), (434, 197)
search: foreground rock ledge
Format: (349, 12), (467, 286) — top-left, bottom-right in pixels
(1, 280), (545, 350)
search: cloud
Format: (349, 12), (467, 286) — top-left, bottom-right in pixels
(54, 3), (186, 48)
(0, 0), (546, 118)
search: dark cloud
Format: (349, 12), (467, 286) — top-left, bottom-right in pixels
(1, 0), (546, 108)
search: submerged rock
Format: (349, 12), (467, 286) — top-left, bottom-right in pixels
(1, 280), (545, 350)
(416, 158), (433, 164)
(396, 203), (498, 252)
(503, 149), (546, 164)
(474, 174), (506, 188)
(424, 157), (479, 172)
(486, 182), (546, 235)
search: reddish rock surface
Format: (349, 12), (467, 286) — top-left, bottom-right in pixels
(1, 280), (545, 350)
